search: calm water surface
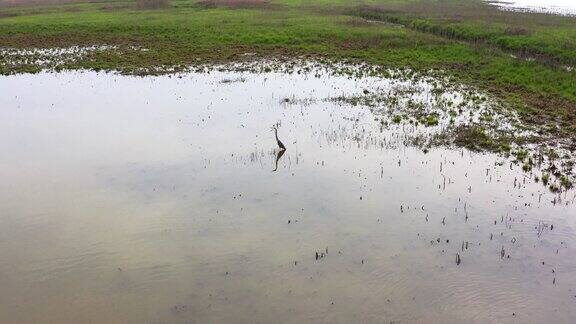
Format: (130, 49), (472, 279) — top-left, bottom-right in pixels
(0, 66), (575, 323)
(489, 0), (576, 15)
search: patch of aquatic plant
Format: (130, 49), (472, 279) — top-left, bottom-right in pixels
(451, 125), (510, 152)
(219, 76), (246, 84)
(311, 60), (574, 192)
(280, 96), (317, 106)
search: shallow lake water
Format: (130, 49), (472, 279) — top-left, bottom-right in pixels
(1, 64), (575, 323)
(488, 0), (576, 15)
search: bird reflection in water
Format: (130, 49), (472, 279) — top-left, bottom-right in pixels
(272, 148), (286, 172)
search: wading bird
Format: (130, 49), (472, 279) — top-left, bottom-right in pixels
(272, 124), (286, 151)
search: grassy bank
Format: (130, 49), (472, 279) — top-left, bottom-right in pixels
(0, 0), (575, 136)
(351, 1), (576, 66)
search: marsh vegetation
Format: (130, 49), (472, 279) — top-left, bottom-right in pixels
(1, 0), (575, 137)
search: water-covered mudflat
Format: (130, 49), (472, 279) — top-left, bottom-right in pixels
(0, 62), (575, 323)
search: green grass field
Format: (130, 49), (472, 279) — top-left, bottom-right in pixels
(1, 0), (575, 135)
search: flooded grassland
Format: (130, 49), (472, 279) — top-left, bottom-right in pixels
(0, 61), (575, 323)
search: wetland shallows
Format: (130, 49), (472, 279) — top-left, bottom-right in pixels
(0, 63), (575, 323)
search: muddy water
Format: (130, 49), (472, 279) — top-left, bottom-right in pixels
(0, 66), (575, 324)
